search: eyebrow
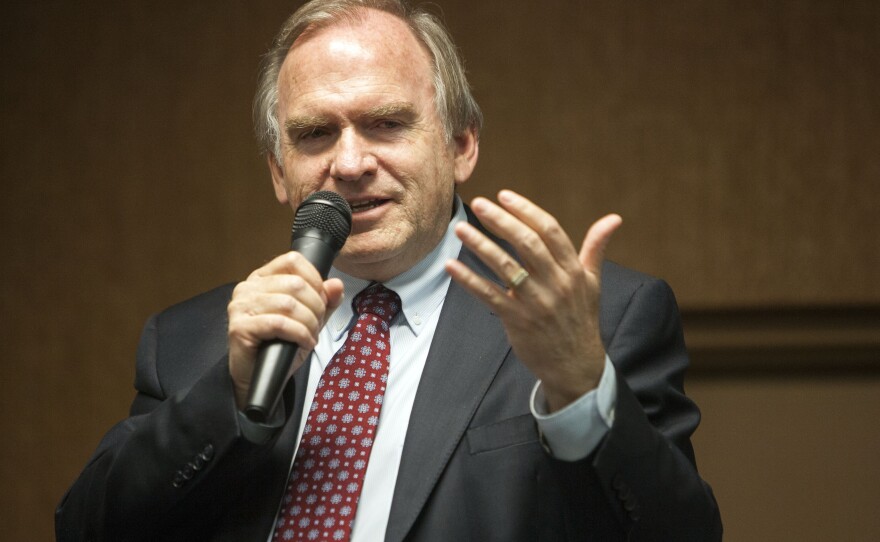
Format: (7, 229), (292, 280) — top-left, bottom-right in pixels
(284, 101), (419, 133)
(361, 101), (418, 120)
(285, 114), (329, 131)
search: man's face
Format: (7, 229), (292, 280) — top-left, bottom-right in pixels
(269, 9), (478, 281)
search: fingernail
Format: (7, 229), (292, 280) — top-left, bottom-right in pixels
(471, 197), (489, 211)
(457, 223), (476, 240)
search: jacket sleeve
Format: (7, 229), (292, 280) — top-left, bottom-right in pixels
(55, 302), (283, 541)
(554, 275), (722, 540)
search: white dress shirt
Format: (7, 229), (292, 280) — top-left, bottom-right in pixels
(268, 197), (617, 542)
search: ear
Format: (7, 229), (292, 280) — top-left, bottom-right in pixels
(267, 154), (290, 205)
(451, 126), (479, 186)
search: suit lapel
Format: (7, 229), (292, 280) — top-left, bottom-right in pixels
(384, 244), (511, 542)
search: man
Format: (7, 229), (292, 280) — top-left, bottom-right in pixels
(57, 0), (722, 540)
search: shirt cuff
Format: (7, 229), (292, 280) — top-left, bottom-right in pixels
(237, 406), (285, 445)
(529, 356), (617, 461)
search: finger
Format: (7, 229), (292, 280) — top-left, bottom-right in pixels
(496, 189), (582, 274)
(468, 197), (556, 279)
(445, 258), (517, 312)
(454, 222), (535, 293)
(231, 312), (321, 351)
(237, 291), (323, 330)
(249, 251), (326, 295)
(228, 290), (324, 351)
(242, 273), (328, 317)
(578, 214), (623, 276)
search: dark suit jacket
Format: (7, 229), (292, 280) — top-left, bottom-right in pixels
(56, 214), (722, 541)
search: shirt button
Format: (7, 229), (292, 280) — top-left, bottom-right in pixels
(413, 313), (422, 325)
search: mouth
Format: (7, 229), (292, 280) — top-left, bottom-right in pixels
(348, 198), (389, 214)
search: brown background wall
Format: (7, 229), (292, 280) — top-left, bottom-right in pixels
(2, 1), (878, 540)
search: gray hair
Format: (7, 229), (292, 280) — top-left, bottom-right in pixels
(253, 0), (483, 163)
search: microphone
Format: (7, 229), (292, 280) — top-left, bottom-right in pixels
(244, 191), (352, 423)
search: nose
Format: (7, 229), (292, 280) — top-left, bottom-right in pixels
(329, 129), (377, 182)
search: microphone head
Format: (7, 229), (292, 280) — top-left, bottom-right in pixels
(292, 191), (352, 251)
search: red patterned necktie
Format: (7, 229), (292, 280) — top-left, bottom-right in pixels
(272, 283), (401, 541)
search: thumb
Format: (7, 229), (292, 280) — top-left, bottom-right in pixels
(578, 214), (623, 276)
(323, 278), (346, 324)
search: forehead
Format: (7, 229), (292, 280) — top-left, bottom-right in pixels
(278, 9), (434, 105)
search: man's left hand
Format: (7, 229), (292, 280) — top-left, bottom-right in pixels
(445, 190), (621, 412)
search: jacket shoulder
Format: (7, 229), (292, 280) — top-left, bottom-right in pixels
(600, 260), (665, 308)
(142, 283), (237, 396)
(599, 261), (678, 343)
(159, 282), (237, 321)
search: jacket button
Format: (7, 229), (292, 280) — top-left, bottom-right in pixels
(172, 472), (185, 488)
(181, 464), (195, 480)
(200, 444), (215, 462)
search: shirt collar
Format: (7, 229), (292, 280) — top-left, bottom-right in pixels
(325, 196), (467, 339)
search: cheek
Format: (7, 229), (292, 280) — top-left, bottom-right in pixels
(409, 172), (456, 231)
(283, 163), (326, 207)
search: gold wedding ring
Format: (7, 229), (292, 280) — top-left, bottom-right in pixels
(508, 267), (530, 289)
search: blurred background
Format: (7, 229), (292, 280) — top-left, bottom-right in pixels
(2, 1), (878, 540)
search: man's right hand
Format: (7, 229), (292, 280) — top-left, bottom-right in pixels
(227, 251), (345, 410)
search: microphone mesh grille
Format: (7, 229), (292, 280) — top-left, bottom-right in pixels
(292, 191), (352, 249)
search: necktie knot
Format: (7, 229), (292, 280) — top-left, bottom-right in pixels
(353, 283), (400, 324)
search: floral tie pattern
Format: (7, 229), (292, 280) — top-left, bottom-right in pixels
(272, 283), (401, 541)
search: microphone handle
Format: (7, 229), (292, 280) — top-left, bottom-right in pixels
(243, 232), (339, 423)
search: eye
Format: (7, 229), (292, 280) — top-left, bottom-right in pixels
(299, 127), (329, 140)
(375, 119), (403, 130)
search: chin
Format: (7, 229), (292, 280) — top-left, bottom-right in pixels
(344, 228), (402, 256)
(338, 240), (398, 266)
(336, 235), (413, 279)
